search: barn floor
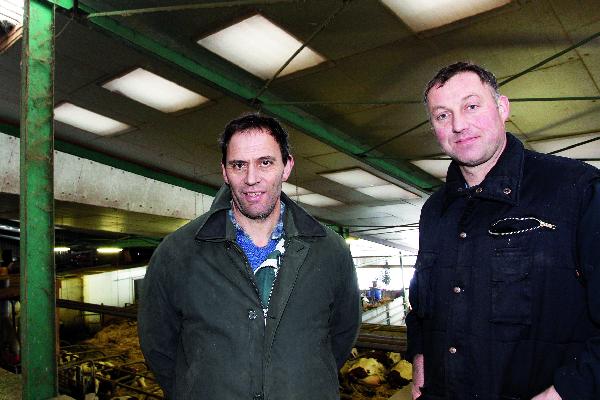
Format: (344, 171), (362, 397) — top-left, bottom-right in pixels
(0, 368), (20, 400)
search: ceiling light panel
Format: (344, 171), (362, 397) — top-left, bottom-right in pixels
(197, 14), (326, 80)
(320, 168), (389, 188)
(411, 159), (451, 180)
(381, 0), (511, 32)
(297, 194), (343, 207)
(54, 103), (131, 136)
(102, 68), (209, 113)
(1, 0), (23, 25)
(357, 184), (419, 200)
(282, 182), (312, 196)
(586, 161), (600, 169)
(528, 133), (600, 159)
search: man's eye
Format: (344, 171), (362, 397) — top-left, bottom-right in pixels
(467, 104), (478, 111)
(231, 162), (246, 170)
(260, 160), (274, 167)
(435, 113), (448, 121)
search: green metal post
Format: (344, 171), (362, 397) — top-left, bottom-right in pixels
(20, 1), (57, 399)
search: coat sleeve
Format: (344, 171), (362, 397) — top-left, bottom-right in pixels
(405, 251), (424, 362)
(330, 242), (361, 369)
(406, 207), (432, 363)
(138, 241), (180, 399)
(554, 178), (600, 400)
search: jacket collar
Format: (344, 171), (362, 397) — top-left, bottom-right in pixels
(442, 132), (523, 210)
(195, 184), (326, 241)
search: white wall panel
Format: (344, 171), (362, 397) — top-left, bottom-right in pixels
(0, 131), (213, 219)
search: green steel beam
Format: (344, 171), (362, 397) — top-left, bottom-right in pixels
(1, 123), (217, 196)
(85, 0), (300, 18)
(54, 1), (440, 191)
(20, 1), (57, 399)
(48, 0), (74, 9)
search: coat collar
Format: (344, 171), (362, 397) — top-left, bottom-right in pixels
(442, 133), (524, 210)
(195, 184), (326, 241)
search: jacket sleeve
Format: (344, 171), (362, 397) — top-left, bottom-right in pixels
(405, 252), (424, 362)
(138, 241), (180, 399)
(330, 243), (361, 369)
(554, 178), (600, 400)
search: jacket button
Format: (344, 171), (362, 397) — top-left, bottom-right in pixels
(248, 310), (258, 320)
(475, 187), (483, 193)
(453, 286), (462, 294)
(503, 187), (512, 195)
(449, 347), (457, 354)
(253, 394), (263, 400)
(459, 232), (467, 239)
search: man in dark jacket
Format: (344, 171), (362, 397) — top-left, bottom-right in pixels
(406, 62), (600, 400)
(138, 114), (360, 399)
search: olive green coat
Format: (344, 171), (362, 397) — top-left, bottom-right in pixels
(138, 185), (360, 399)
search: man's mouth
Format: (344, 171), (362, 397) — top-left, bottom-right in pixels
(244, 191), (264, 200)
(456, 135), (478, 145)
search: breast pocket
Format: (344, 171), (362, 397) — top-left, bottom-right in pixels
(490, 248), (532, 324)
(413, 252), (437, 319)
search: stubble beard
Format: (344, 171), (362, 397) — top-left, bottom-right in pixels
(451, 137), (506, 169)
(232, 193), (278, 221)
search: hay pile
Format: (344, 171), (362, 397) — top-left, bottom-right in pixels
(84, 320), (143, 361)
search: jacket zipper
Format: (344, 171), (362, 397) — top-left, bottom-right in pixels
(228, 240), (269, 324)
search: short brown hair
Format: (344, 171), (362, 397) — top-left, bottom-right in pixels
(423, 61), (500, 105)
(219, 113), (291, 165)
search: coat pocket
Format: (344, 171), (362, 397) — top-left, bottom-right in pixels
(319, 336), (339, 388)
(414, 252), (437, 319)
(490, 248), (532, 324)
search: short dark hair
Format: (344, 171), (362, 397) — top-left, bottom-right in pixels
(219, 113), (292, 165)
(423, 61), (500, 105)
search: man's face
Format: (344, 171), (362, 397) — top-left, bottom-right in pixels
(222, 128), (293, 221)
(427, 72), (510, 168)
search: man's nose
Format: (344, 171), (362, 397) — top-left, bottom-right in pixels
(245, 164), (260, 185)
(452, 112), (468, 133)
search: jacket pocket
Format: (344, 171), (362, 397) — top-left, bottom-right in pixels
(319, 336), (339, 388)
(415, 252), (437, 319)
(490, 248), (532, 324)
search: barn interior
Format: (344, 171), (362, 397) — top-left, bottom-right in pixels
(1, 0), (600, 399)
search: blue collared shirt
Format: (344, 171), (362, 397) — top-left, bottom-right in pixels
(228, 201), (285, 271)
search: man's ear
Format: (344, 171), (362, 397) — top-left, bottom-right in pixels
(221, 163), (229, 184)
(282, 156), (294, 181)
(498, 95), (510, 122)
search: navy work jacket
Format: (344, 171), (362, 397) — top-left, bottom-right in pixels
(406, 133), (600, 400)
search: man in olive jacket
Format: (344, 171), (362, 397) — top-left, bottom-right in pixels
(138, 114), (360, 400)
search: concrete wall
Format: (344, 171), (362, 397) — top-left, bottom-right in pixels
(0, 132), (213, 220)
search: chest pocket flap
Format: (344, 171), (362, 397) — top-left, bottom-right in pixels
(490, 248), (532, 324)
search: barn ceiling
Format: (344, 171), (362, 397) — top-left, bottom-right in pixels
(1, 0), (599, 251)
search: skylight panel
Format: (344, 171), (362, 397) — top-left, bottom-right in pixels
(356, 184), (419, 200)
(320, 168), (389, 189)
(381, 0), (511, 32)
(282, 182), (342, 206)
(102, 68), (209, 113)
(586, 161), (600, 169)
(197, 14), (326, 80)
(282, 182), (311, 197)
(0, 0), (23, 26)
(296, 193), (343, 207)
(411, 159), (451, 180)
(320, 167), (420, 200)
(54, 103), (131, 136)
(528, 133), (600, 159)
